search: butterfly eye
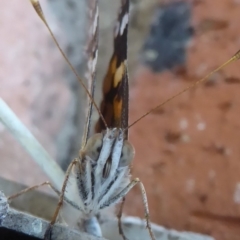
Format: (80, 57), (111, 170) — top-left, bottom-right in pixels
(119, 140), (135, 167)
(84, 133), (103, 161)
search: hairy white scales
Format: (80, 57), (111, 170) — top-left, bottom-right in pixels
(65, 128), (134, 218)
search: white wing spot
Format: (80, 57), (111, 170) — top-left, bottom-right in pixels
(92, 7), (99, 35)
(120, 13), (129, 36)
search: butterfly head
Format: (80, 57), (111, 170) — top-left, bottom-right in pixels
(81, 128), (135, 178)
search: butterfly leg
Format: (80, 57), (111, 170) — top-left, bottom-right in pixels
(8, 180), (81, 211)
(137, 179), (156, 240)
(44, 158), (78, 240)
(117, 197), (128, 240)
(7, 181), (60, 201)
(102, 178), (156, 240)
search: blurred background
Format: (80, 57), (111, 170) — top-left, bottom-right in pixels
(1, 0), (240, 240)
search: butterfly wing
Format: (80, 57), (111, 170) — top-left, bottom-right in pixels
(95, 0), (129, 139)
(82, 0), (99, 147)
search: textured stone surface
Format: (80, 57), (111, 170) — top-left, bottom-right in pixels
(0, 180), (213, 240)
(0, 206), (103, 240)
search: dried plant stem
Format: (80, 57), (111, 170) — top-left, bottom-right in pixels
(0, 98), (65, 190)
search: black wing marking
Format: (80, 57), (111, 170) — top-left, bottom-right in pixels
(95, 0), (129, 139)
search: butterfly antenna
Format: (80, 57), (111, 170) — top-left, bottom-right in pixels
(126, 50), (240, 130)
(30, 0), (108, 129)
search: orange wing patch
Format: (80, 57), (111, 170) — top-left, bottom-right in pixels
(95, 0), (129, 136)
(96, 56), (125, 132)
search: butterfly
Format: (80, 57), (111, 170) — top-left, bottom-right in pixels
(22, 0), (157, 240)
